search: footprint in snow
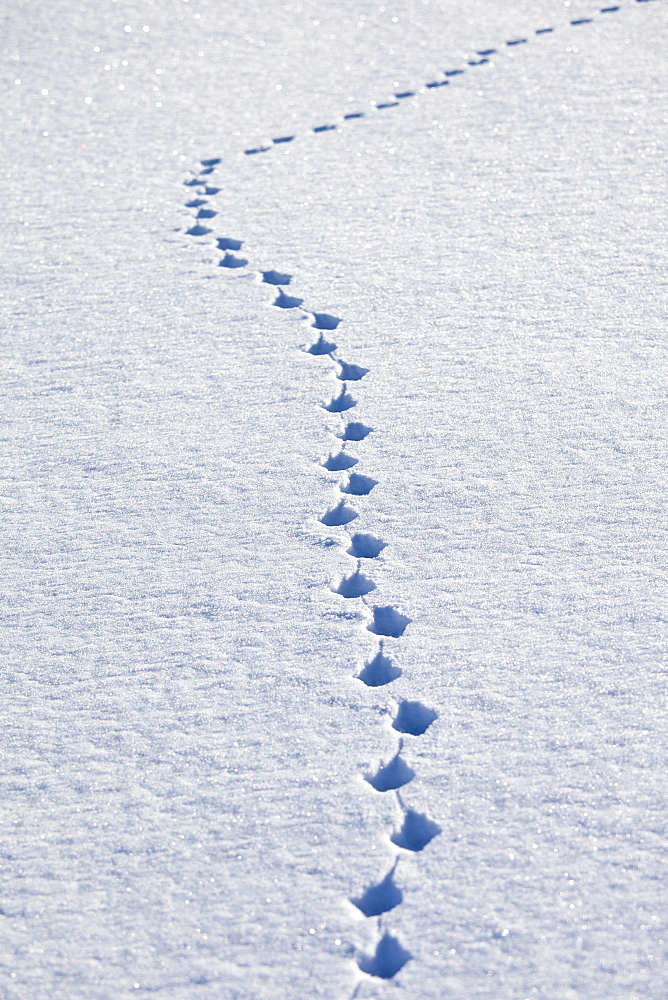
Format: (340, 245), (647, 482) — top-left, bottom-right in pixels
(217, 237), (243, 251)
(336, 361), (368, 381)
(352, 866), (402, 916)
(320, 501), (358, 527)
(322, 387), (356, 413)
(311, 312), (341, 331)
(331, 570), (376, 599)
(305, 333), (337, 356)
(347, 533), (386, 558)
(262, 270), (292, 285)
(219, 253), (248, 269)
(365, 751), (415, 792)
(367, 606), (411, 638)
(392, 701), (438, 736)
(273, 290), (304, 309)
(390, 809), (441, 852)
(340, 472), (377, 496)
(357, 934), (411, 979)
(357, 648), (401, 687)
(337, 421), (372, 441)
(321, 452), (358, 472)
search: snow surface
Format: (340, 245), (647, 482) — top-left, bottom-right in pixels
(2, 1), (667, 998)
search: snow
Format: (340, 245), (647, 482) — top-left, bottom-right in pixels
(2, 1), (667, 997)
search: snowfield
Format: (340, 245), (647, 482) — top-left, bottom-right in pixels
(2, 1), (667, 997)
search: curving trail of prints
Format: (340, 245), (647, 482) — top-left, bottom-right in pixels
(179, 0), (660, 987)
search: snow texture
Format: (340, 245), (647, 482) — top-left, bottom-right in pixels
(2, 1), (667, 998)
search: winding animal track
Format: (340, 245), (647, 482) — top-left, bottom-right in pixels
(178, 0), (660, 988)
(182, 149), (434, 977)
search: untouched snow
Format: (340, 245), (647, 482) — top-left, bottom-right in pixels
(2, 1), (667, 998)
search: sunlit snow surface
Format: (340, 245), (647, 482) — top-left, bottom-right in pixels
(2, 1), (667, 998)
